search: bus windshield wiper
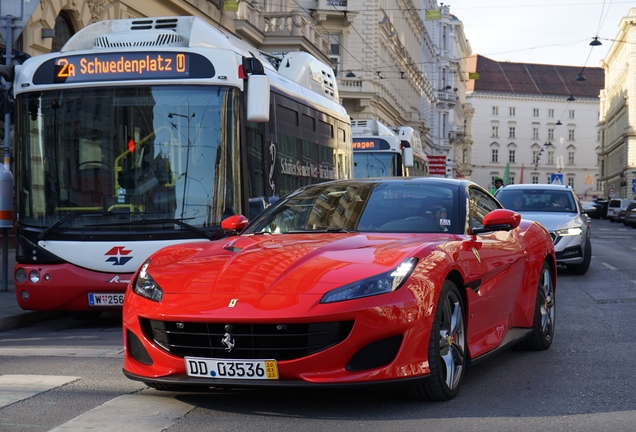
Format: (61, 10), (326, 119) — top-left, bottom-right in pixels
(86, 217), (224, 240)
(38, 211), (110, 241)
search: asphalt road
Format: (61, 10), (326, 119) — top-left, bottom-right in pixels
(0, 217), (635, 431)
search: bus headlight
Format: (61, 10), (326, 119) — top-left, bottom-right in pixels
(133, 259), (163, 302)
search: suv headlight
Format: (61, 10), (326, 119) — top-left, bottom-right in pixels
(321, 258), (418, 303)
(554, 226), (582, 236)
(133, 259), (163, 302)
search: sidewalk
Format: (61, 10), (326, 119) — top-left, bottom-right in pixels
(0, 246), (63, 331)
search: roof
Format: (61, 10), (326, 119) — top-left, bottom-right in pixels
(466, 55), (604, 98)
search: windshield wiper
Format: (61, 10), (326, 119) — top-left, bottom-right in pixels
(86, 218), (224, 240)
(285, 228), (353, 234)
(38, 211), (111, 241)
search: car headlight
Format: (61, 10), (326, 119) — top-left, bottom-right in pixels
(320, 258), (418, 304)
(133, 259), (163, 302)
(554, 226), (583, 236)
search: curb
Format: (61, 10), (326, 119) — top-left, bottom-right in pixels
(0, 310), (66, 332)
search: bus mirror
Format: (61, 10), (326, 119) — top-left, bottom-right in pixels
(247, 74), (270, 122)
(401, 140), (414, 167)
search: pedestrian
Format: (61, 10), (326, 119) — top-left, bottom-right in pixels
(490, 177), (504, 195)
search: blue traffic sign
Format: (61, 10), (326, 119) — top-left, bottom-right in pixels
(550, 173), (563, 185)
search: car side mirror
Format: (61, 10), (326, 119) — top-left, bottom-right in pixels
(221, 214), (249, 235)
(470, 209), (520, 235)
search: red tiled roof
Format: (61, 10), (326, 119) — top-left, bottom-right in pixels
(466, 54), (604, 98)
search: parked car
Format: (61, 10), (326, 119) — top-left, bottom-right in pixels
(623, 203), (636, 228)
(607, 198), (635, 222)
(618, 202), (636, 225)
(496, 184), (591, 275)
(122, 178), (556, 401)
(587, 199), (609, 219)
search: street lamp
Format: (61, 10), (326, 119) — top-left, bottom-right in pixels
(168, 103), (195, 220)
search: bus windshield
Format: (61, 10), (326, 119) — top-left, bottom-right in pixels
(353, 152), (400, 178)
(16, 85), (242, 232)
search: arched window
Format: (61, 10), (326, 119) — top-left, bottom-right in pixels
(52, 12), (74, 52)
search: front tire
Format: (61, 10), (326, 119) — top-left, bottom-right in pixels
(567, 237), (591, 275)
(406, 280), (466, 401)
(516, 262), (555, 350)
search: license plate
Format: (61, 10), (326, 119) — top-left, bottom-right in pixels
(88, 293), (125, 307)
(185, 357), (279, 380)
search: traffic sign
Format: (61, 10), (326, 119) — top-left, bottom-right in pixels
(1, 0), (40, 44)
(632, 179), (636, 194)
(550, 173), (563, 185)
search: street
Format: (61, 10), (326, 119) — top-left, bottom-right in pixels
(1, 217), (636, 431)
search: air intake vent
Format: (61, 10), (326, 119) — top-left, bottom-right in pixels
(93, 31), (185, 48)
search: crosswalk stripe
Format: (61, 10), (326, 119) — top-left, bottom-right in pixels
(0, 375), (79, 408)
(49, 394), (195, 432)
(0, 347), (124, 358)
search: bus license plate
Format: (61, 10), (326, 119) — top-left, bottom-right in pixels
(88, 293), (125, 307)
(185, 357), (279, 380)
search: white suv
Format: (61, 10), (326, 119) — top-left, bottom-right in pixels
(607, 198), (635, 222)
(495, 184), (591, 275)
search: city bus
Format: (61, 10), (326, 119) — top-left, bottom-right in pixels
(10, 16), (352, 316)
(352, 120), (428, 178)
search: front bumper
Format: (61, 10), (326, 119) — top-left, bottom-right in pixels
(122, 288), (435, 386)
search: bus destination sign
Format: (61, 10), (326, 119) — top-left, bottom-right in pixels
(352, 138), (391, 151)
(33, 52), (215, 84)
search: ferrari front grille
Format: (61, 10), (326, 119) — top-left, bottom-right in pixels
(140, 319), (354, 361)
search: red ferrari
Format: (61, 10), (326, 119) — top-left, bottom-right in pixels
(122, 178), (556, 401)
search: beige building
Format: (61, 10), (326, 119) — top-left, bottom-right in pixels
(466, 55), (604, 199)
(598, 8), (636, 200)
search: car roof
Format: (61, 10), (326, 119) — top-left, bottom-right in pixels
(498, 184), (573, 192)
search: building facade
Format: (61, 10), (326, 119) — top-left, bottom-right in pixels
(466, 55), (604, 199)
(598, 8), (636, 200)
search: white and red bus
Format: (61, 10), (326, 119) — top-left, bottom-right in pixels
(10, 16), (352, 317)
(352, 120), (428, 178)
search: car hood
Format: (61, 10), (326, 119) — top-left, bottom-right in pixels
(145, 233), (446, 297)
(516, 212), (583, 231)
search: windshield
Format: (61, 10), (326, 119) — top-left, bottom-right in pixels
(16, 85), (242, 232)
(496, 189), (577, 213)
(353, 152), (400, 177)
(246, 181), (458, 234)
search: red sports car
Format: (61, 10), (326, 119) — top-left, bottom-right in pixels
(122, 178), (556, 401)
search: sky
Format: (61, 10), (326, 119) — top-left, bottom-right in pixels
(447, 1), (635, 68)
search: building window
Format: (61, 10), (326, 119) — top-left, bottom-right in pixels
(509, 177), (515, 185)
(548, 109), (554, 118)
(569, 110), (575, 119)
(568, 129), (575, 140)
(52, 12), (75, 52)
(462, 149), (467, 164)
(509, 127), (516, 138)
(532, 128), (539, 139)
(568, 151), (575, 165)
(548, 151), (554, 164)
(533, 108), (539, 117)
(324, 33), (341, 76)
(491, 149), (498, 163)
(547, 128), (554, 140)
(532, 150), (539, 164)
(532, 176), (539, 184)
(509, 150), (516, 163)
(492, 126), (499, 137)
(492, 106), (499, 116)
(509, 107), (516, 116)
(568, 177), (574, 187)
(596, 179), (602, 190)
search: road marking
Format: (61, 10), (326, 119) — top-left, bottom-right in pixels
(0, 347), (123, 358)
(631, 280), (636, 285)
(49, 394), (194, 432)
(602, 262), (617, 270)
(630, 247), (636, 252)
(0, 375), (79, 408)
